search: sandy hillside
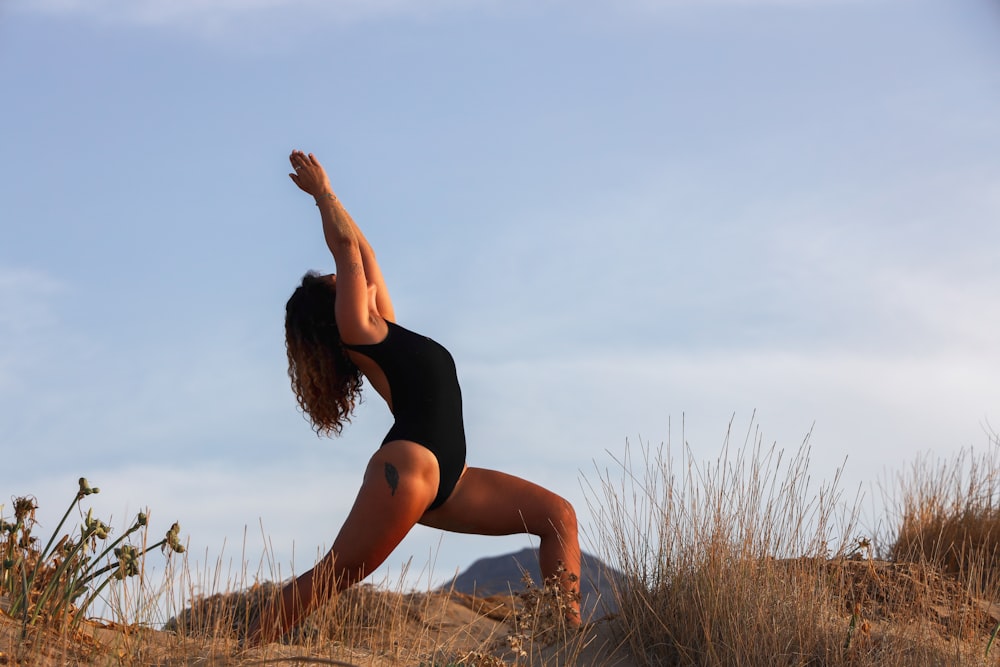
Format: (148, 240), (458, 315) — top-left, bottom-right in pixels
(7, 558), (1000, 665)
(0, 587), (638, 666)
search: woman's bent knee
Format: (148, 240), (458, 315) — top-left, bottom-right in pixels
(542, 495), (578, 538)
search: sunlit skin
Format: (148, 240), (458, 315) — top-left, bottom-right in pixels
(244, 151), (581, 645)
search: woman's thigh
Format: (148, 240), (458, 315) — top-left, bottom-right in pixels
(325, 440), (440, 583)
(418, 467), (575, 537)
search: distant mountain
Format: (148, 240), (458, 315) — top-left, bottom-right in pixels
(439, 547), (623, 621)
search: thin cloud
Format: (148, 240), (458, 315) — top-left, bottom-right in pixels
(0, 266), (64, 335)
(10, 0), (872, 30)
(0, 267), (66, 393)
(10, 0), (493, 27)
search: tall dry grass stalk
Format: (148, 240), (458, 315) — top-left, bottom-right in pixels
(586, 416), (1000, 666)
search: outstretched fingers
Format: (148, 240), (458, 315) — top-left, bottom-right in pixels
(287, 150), (331, 196)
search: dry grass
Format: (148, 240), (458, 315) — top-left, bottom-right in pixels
(585, 418), (1000, 666)
(886, 443), (1000, 592)
(154, 563), (591, 666)
(6, 420), (1000, 665)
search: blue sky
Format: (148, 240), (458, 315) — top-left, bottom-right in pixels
(2, 0), (1000, 608)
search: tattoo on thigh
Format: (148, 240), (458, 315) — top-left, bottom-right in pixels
(384, 463), (399, 496)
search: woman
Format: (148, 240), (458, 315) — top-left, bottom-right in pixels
(246, 151), (581, 644)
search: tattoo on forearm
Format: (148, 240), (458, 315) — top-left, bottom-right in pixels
(384, 463), (399, 496)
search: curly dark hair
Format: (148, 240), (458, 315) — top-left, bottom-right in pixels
(285, 271), (363, 436)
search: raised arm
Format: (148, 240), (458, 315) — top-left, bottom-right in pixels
(288, 150), (394, 341)
(324, 196), (396, 323)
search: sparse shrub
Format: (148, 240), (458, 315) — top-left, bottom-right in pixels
(886, 440), (1000, 593)
(504, 563), (581, 658)
(0, 477), (185, 634)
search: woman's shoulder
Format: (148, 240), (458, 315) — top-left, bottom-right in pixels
(342, 317), (393, 349)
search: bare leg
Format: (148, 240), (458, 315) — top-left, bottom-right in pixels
(420, 467), (581, 623)
(245, 441), (439, 645)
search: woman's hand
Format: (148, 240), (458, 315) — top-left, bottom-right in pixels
(289, 150), (334, 198)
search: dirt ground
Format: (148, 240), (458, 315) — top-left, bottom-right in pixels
(0, 589), (638, 666)
(6, 559), (1000, 666)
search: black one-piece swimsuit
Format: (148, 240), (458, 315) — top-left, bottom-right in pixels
(344, 321), (467, 510)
